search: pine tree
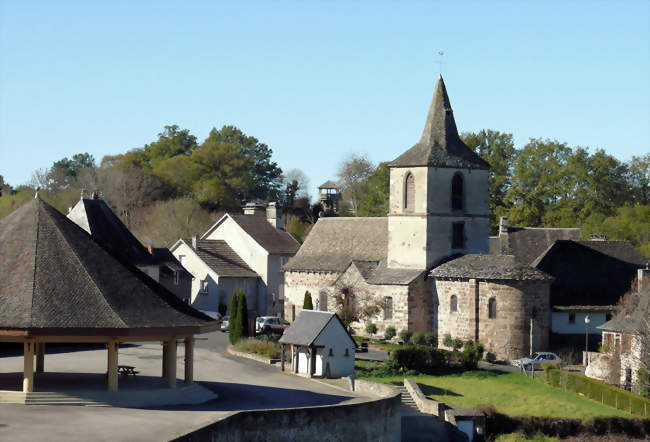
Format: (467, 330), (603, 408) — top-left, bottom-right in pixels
(237, 290), (249, 338)
(303, 290), (314, 310)
(229, 291), (240, 344)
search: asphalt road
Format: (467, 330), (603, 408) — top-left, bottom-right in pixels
(0, 331), (366, 442)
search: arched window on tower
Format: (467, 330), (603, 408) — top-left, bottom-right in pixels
(404, 173), (415, 212)
(488, 297), (496, 319)
(450, 295), (458, 313)
(451, 173), (463, 210)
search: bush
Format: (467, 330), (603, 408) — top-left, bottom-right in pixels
(412, 332), (426, 346)
(390, 346), (448, 373)
(452, 338), (463, 351)
(399, 329), (413, 344)
(443, 334), (454, 348)
(384, 326), (396, 340)
(229, 292), (240, 345)
(303, 290), (313, 310)
(365, 322), (377, 335)
(236, 290), (249, 339)
(234, 338), (281, 359)
(424, 332), (437, 348)
(460, 340), (485, 369)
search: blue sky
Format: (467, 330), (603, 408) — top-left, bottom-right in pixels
(1, 1), (648, 198)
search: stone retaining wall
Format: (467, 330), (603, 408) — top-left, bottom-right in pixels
(403, 378), (447, 417)
(226, 346), (275, 365)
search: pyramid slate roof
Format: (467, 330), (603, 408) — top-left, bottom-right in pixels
(0, 198), (216, 335)
(389, 76), (489, 170)
(283, 217), (388, 272)
(318, 180), (338, 189)
(576, 241), (647, 266)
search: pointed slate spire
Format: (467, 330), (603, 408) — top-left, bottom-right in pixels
(389, 76), (489, 169)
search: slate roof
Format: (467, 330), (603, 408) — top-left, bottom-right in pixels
(430, 254), (553, 281)
(283, 217), (388, 272)
(598, 293), (648, 334)
(319, 180), (338, 189)
(576, 241), (647, 266)
(389, 76), (489, 170)
(0, 198), (217, 334)
(367, 267), (426, 285)
(533, 240), (643, 308)
(213, 214), (300, 255)
(68, 198), (156, 266)
(150, 247), (192, 276)
(184, 239), (258, 278)
(497, 227), (582, 265)
(279, 310), (356, 347)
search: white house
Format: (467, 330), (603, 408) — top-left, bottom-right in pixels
(171, 202), (299, 317)
(279, 310), (356, 378)
(170, 236), (259, 315)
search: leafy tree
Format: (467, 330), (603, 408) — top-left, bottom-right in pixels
(283, 168), (311, 203)
(357, 162), (390, 217)
(229, 292), (240, 345)
(398, 329), (413, 344)
(582, 205), (650, 257)
(628, 154), (650, 205)
(365, 322), (377, 335)
(333, 284), (383, 329)
(287, 215), (309, 243)
(236, 290), (249, 338)
(412, 332), (426, 346)
(384, 326), (396, 341)
(462, 130), (516, 234)
(336, 154), (374, 214)
(139, 198), (215, 246)
(303, 290), (314, 310)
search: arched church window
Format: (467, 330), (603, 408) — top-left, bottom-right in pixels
(488, 297), (496, 319)
(451, 173), (463, 210)
(404, 173), (415, 212)
(450, 295), (457, 313)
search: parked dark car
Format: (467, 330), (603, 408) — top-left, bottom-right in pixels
(256, 316), (290, 335)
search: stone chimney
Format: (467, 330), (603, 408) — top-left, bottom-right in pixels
(243, 202), (266, 216)
(266, 202), (283, 230)
(499, 216), (509, 236)
(638, 264), (650, 293)
(191, 235), (198, 249)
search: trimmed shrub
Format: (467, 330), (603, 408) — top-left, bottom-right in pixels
(236, 290), (249, 339)
(303, 290), (313, 310)
(460, 340), (485, 369)
(234, 338), (281, 359)
(390, 346), (448, 373)
(412, 332), (426, 346)
(228, 291), (240, 345)
(218, 303), (228, 316)
(399, 329), (413, 344)
(384, 326), (396, 341)
(424, 332), (437, 348)
(443, 334), (454, 348)
(365, 322), (377, 335)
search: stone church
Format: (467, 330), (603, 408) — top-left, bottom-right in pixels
(283, 76), (551, 360)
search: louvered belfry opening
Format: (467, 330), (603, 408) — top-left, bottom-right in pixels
(451, 173), (463, 210)
(405, 173), (415, 212)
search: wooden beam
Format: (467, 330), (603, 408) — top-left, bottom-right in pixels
(107, 341), (119, 392)
(184, 336), (194, 384)
(35, 342), (45, 373)
(165, 338), (177, 389)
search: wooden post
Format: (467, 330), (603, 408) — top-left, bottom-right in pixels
(107, 340), (119, 392)
(184, 336), (194, 384)
(162, 341), (168, 378)
(529, 318), (533, 358)
(166, 338), (177, 389)
(36, 342), (45, 373)
(23, 341), (34, 393)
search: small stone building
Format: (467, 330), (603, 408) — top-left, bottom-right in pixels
(279, 310), (356, 378)
(431, 255), (553, 360)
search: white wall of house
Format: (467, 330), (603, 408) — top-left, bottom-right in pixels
(313, 321), (356, 378)
(203, 216), (270, 315)
(171, 241), (257, 315)
(551, 311), (608, 334)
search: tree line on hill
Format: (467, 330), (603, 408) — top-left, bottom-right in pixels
(0, 126), (647, 256)
(335, 131), (649, 257)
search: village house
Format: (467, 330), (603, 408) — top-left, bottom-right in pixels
(279, 310), (356, 378)
(67, 193), (192, 301)
(171, 202), (299, 317)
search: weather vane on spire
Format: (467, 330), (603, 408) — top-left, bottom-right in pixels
(437, 51), (445, 75)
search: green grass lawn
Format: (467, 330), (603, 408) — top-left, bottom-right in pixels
(360, 370), (632, 420)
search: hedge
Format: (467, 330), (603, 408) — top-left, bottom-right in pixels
(390, 346), (450, 373)
(546, 369), (650, 418)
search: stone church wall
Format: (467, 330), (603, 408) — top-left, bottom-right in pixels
(435, 278), (550, 360)
(284, 270), (339, 321)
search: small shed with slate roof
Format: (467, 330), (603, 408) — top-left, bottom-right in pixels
(279, 311), (356, 378)
(0, 197), (218, 393)
(432, 254), (553, 361)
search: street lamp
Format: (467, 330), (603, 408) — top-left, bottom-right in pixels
(584, 315), (591, 366)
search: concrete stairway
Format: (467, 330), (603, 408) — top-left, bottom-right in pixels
(397, 385), (421, 414)
(0, 391), (107, 406)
